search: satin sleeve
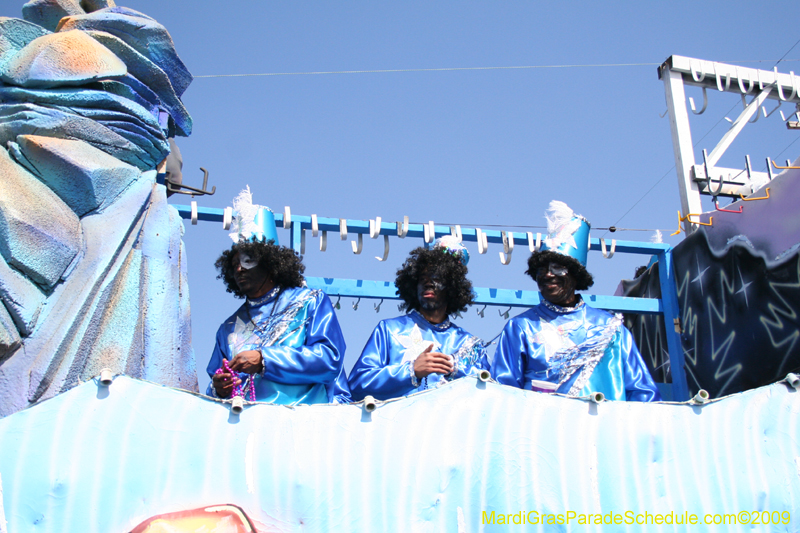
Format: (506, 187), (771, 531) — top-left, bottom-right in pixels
(618, 327), (662, 402)
(347, 321), (414, 402)
(259, 292), (346, 386)
(328, 366), (353, 404)
(491, 319), (527, 388)
(205, 324), (231, 396)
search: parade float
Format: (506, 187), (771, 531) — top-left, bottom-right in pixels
(0, 1), (798, 531)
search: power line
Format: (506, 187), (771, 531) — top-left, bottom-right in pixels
(193, 59), (800, 79)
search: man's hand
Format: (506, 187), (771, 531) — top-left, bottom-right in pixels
(229, 350), (264, 374)
(212, 358), (241, 398)
(414, 345), (455, 379)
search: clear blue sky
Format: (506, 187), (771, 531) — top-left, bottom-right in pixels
(3, 1), (797, 391)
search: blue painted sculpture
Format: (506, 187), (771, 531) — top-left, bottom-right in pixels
(0, 0), (196, 416)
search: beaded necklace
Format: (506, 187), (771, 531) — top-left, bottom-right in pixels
(215, 358), (256, 401)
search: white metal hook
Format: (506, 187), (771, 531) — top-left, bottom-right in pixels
(190, 200), (198, 225)
(369, 217), (381, 239)
(689, 87), (708, 115)
(352, 298), (360, 311)
(499, 231), (514, 265)
(689, 58), (705, 82)
(375, 235), (389, 262)
(311, 214), (319, 237)
(223, 206), (232, 230)
(397, 216), (409, 238)
(714, 62), (730, 92)
(736, 66), (755, 94)
(600, 238), (617, 259)
(773, 67), (796, 101)
(319, 230), (327, 252)
(499, 306), (512, 320)
(339, 219), (348, 240)
(374, 299), (383, 313)
(742, 95), (760, 123)
(450, 225), (462, 242)
(766, 157), (774, 181)
(424, 221), (435, 243)
(351, 233), (363, 254)
(283, 206), (291, 229)
(476, 228), (488, 254)
(476, 304), (487, 318)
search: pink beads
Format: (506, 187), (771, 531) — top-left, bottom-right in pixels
(215, 359), (256, 401)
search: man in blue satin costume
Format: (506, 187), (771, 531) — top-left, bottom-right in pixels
(207, 196), (350, 404)
(349, 237), (489, 401)
(492, 201), (661, 402)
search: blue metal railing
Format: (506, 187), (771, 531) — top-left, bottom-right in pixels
(175, 204), (688, 400)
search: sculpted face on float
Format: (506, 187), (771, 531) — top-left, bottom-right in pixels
(536, 262), (578, 307)
(232, 252), (273, 299)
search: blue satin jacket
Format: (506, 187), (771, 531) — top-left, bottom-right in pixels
(348, 310), (489, 401)
(491, 298), (661, 402)
(207, 286), (351, 405)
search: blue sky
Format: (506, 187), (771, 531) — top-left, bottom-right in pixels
(3, 1), (798, 391)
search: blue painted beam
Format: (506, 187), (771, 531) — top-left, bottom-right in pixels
(173, 206), (669, 254)
(306, 277), (662, 314)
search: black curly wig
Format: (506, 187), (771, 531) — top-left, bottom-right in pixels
(395, 246), (475, 316)
(525, 250), (594, 291)
(215, 239), (305, 298)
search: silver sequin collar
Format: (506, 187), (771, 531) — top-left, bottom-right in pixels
(542, 296), (585, 314)
(411, 309), (451, 331)
(247, 286), (281, 307)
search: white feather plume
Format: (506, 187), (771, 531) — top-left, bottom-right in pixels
(545, 201), (575, 235)
(650, 229), (663, 244)
(229, 185), (261, 242)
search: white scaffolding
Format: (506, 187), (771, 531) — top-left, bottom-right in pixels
(659, 55), (800, 233)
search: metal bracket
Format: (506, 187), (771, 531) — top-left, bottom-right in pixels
(166, 167), (216, 197)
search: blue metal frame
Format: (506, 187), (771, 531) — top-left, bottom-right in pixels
(175, 205), (688, 400)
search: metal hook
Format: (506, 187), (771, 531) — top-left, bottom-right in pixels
(223, 206), (233, 230)
(166, 167), (216, 197)
(339, 219), (348, 240)
(714, 199), (743, 213)
(681, 212), (714, 226)
(701, 149), (724, 197)
(600, 239), (616, 259)
(397, 216), (409, 238)
(374, 299), (383, 313)
(300, 228), (306, 254)
(190, 200), (198, 225)
(311, 214), (319, 237)
(740, 187), (770, 201)
(319, 230), (327, 252)
(352, 298), (361, 311)
(742, 95), (760, 123)
(736, 66), (755, 94)
(333, 296), (341, 310)
(450, 225), (462, 242)
(714, 62), (731, 92)
(283, 206), (291, 229)
(476, 228), (488, 254)
(499, 231), (514, 265)
(375, 235), (389, 262)
(369, 217), (381, 239)
(499, 306), (512, 320)
(689, 58), (705, 82)
(424, 221), (435, 244)
(351, 233), (363, 254)
(771, 160), (800, 170)
(477, 304), (487, 318)
(689, 87), (708, 115)
(774, 67), (797, 101)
